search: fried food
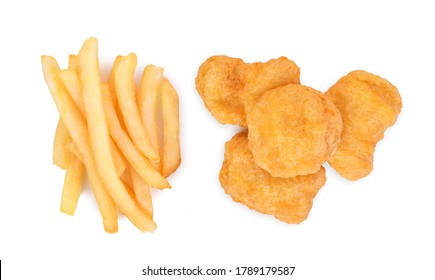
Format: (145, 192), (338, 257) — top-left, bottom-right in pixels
(247, 84), (342, 178)
(138, 64), (164, 170)
(325, 70), (402, 180)
(43, 37), (181, 233)
(42, 55), (119, 233)
(113, 54), (159, 162)
(101, 83), (171, 190)
(195, 55), (300, 126)
(78, 38), (156, 233)
(219, 132), (326, 224)
(161, 78), (181, 178)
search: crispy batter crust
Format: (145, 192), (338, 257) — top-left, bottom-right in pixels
(325, 70), (402, 180)
(195, 55), (300, 126)
(247, 84), (342, 177)
(219, 132), (326, 224)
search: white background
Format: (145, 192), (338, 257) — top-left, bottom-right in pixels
(1, 1), (434, 279)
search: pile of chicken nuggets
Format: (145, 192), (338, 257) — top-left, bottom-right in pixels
(196, 55), (402, 224)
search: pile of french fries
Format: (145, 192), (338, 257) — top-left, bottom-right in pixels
(41, 37), (180, 233)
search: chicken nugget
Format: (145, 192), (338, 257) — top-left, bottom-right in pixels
(325, 70), (402, 180)
(219, 132), (326, 224)
(195, 55), (300, 126)
(247, 84), (342, 177)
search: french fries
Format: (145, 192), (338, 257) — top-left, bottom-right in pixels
(42, 37), (181, 233)
(108, 56), (126, 131)
(161, 78), (181, 177)
(78, 38), (156, 233)
(113, 54), (159, 162)
(139, 65), (164, 170)
(101, 83), (171, 190)
(42, 55), (118, 233)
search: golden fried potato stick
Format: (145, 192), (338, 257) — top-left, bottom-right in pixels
(41, 55), (118, 233)
(325, 70), (402, 180)
(60, 156), (85, 216)
(113, 54), (159, 161)
(196, 55), (300, 126)
(161, 78), (181, 177)
(138, 64), (164, 169)
(220, 132), (326, 224)
(78, 38), (157, 233)
(101, 83), (171, 190)
(108, 56), (121, 94)
(107, 56), (126, 130)
(130, 168), (153, 218)
(53, 119), (72, 169)
(51, 57), (86, 216)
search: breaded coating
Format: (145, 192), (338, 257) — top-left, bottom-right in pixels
(195, 55), (300, 126)
(219, 132), (326, 224)
(325, 70), (402, 180)
(247, 84), (342, 177)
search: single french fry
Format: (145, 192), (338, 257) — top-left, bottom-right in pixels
(60, 156), (85, 216)
(130, 168), (153, 218)
(42, 54), (118, 233)
(78, 38), (156, 233)
(138, 64), (164, 169)
(108, 56), (122, 100)
(101, 83), (171, 190)
(107, 56), (126, 130)
(53, 119), (72, 169)
(113, 54), (159, 161)
(161, 78), (181, 177)
(59, 69), (85, 115)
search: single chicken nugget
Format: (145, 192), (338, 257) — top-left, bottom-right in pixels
(219, 132), (326, 224)
(325, 70), (402, 180)
(247, 84), (342, 178)
(195, 55), (300, 126)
